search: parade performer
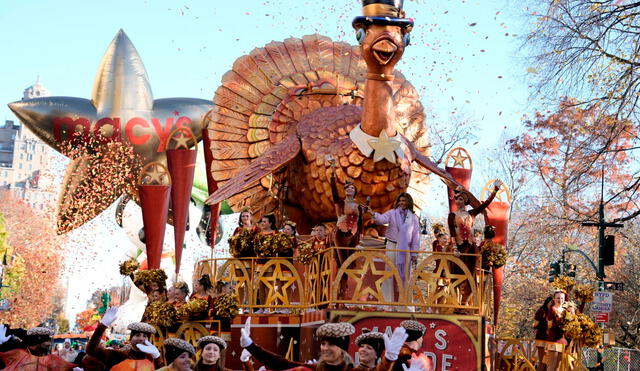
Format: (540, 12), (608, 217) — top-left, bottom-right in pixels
(280, 220), (298, 257)
(87, 307), (162, 370)
(239, 317), (412, 371)
(369, 192), (420, 302)
(533, 296), (553, 371)
(329, 158), (365, 251)
(172, 281), (189, 305)
(310, 224), (330, 251)
(254, 213), (280, 312)
(355, 330), (385, 370)
(234, 207), (259, 236)
(191, 274), (215, 317)
(545, 290), (568, 371)
(447, 180), (501, 305)
(392, 319), (427, 371)
(0, 325), (76, 370)
(156, 338), (195, 371)
(195, 336), (230, 371)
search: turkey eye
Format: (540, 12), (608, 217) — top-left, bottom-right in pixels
(403, 32), (411, 46)
(356, 28), (366, 44)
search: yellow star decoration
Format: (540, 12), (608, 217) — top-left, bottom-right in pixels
(146, 165), (167, 184)
(367, 131), (401, 163)
(450, 149), (469, 168)
(412, 256), (473, 307)
(344, 255), (394, 302)
(258, 262), (297, 306)
(172, 133), (191, 149)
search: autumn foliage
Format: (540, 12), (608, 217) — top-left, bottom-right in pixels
(0, 191), (64, 328)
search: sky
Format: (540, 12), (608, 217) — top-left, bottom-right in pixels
(0, 0), (537, 324)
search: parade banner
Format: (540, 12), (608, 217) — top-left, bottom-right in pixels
(348, 314), (483, 371)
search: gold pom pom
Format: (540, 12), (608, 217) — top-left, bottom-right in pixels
(119, 258), (140, 276)
(228, 228), (256, 258)
(573, 284), (595, 303)
(481, 241), (507, 269)
(551, 276), (575, 293)
(144, 301), (177, 328)
(133, 269), (168, 290)
(212, 293), (239, 318)
(178, 298), (209, 320)
(295, 242), (318, 264)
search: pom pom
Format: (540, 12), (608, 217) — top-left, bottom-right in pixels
(228, 228), (256, 258)
(143, 301), (177, 328)
(133, 269), (168, 290)
(573, 284), (595, 303)
(177, 298), (209, 320)
(551, 276), (575, 293)
(295, 242), (319, 264)
(119, 258), (140, 276)
(481, 241), (507, 269)
(212, 293), (239, 318)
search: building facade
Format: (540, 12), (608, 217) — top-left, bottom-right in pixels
(0, 79), (56, 211)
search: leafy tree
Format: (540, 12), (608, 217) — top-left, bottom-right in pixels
(0, 191), (64, 328)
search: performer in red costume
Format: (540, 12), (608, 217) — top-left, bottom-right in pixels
(0, 325), (76, 370)
(86, 307), (162, 370)
(239, 317), (431, 371)
(447, 180), (502, 306)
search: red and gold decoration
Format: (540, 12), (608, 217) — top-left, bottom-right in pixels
(138, 162), (171, 270)
(481, 179), (511, 327)
(445, 147), (473, 213)
(7, 30), (211, 233)
(165, 127), (198, 274)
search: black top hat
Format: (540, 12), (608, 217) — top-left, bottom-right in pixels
(353, 0), (414, 31)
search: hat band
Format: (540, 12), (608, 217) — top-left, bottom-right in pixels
(363, 4), (400, 17)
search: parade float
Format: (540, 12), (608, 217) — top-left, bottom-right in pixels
(6, 1), (539, 370)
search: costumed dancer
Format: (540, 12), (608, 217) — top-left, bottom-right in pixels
(392, 319), (428, 371)
(369, 192), (420, 304)
(431, 224), (456, 310)
(239, 317), (418, 371)
(172, 281), (189, 305)
(328, 156), (366, 300)
(87, 307), (162, 370)
(280, 220), (298, 257)
(234, 207), (259, 236)
(545, 290), (567, 371)
(156, 338), (195, 371)
(195, 336), (230, 371)
(310, 224), (330, 251)
(191, 274), (215, 317)
(355, 330), (385, 370)
(254, 213), (279, 313)
(533, 296), (553, 371)
(0, 325), (77, 370)
(447, 180), (502, 306)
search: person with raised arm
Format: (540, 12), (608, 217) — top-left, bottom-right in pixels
(238, 317), (428, 371)
(86, 307), (162, 370)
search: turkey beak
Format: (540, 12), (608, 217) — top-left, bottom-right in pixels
(371, 39), (398, 65)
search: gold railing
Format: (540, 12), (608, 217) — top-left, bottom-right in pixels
(195, 247), (485, 314)
(496, 338), (587, 371)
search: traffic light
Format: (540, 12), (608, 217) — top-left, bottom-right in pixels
(549, 261), (561, 282)
(564, 263), (576, 277)
(603, 235), (615, 266)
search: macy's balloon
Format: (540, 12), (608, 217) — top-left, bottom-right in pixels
(7, 29), (212, 234)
